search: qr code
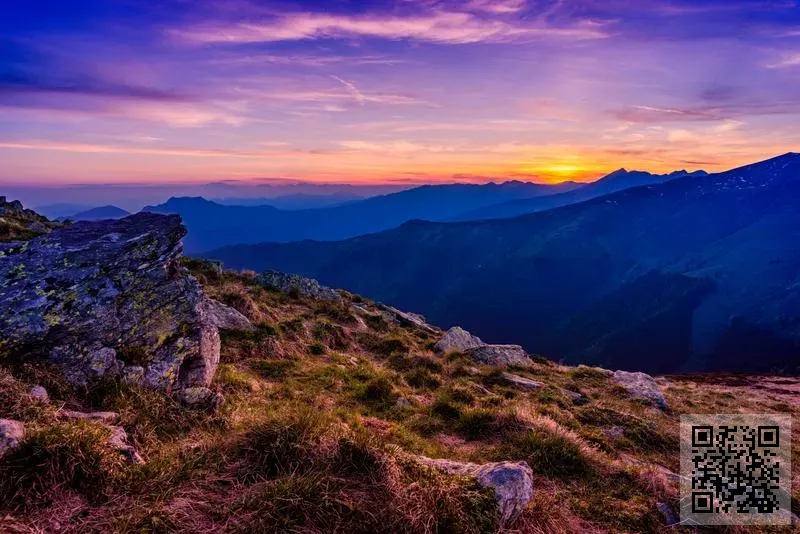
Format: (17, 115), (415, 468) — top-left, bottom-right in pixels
(680, 414), (792, 526)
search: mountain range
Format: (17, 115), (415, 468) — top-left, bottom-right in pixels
(204, 153), (800, 373)
(145, 181), (580, 253)
(451, 169), (708, 221)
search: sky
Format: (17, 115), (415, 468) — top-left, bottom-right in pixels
(1, 0), (799, 186)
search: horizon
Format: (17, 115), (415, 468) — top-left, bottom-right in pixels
(2, 1), (800, 187)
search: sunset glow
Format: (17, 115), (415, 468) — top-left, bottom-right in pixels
(2, 1), (799, 185)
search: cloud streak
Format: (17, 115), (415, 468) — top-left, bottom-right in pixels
(175, 10), (608, 45)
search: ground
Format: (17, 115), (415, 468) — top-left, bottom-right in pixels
(0, 262), (798, 533)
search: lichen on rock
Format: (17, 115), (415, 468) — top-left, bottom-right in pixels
(0, 212), (251, 400)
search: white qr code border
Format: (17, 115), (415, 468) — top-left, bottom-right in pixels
(680, 414), (792, 526)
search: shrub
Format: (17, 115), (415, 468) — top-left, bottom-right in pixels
(238, 406), (332, 481)
(457, 408), (496, 440)
(495, 428), (592, 478)
(315, 301), (357, 324)
(404, 367), (441, 389)
(364, 314), (389, 332)
(309, 342), (326, 355)
(355, 376), (397, 408)
(0, 421), (125, 510)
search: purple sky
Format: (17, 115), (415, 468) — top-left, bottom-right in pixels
(1, 0), (799, 186)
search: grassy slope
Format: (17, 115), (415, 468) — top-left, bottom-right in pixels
(1, 262), (798, 533)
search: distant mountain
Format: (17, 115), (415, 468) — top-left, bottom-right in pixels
(146, 181), (577, 253)
(68, 205), (130, 221)
(451, 169), (707, 221)
(204, 153), (800, 374)
(34, 203), (94, 219)
(212, 193), (364, 210)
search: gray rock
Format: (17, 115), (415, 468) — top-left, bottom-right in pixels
(122, 365), (145, 384)
(29, 385), (49, 402)
(256, 270), (341, 301)
(604, 426), (625, 440)
(0, 213), (249, 400)
(107, 425), (144, 464)
(416, 457), (533, 528)
(465, 344), (532, 367)
(377, 304), (437, 333)
(502, 372), (543, 390)
(434, 326), (484, 353)
(612, 371), (668, 409)
(177, 386), (224, 409)
(198, 298), (254, 331)
(0, 419), (25, 457)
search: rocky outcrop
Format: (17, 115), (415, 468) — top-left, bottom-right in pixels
(0, 419), (25, 457)
(416, 457), (534, 528)
(612, 371), (668, 410)
(0, 212), (251, 399)
(465, 344), (532, 367)
(256, 270), (341, 301)
(434, 326), (484, 353)
(434, 327), (533, 367)
(0, 196), (61, 242)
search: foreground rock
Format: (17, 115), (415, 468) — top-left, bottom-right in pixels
(378, 304), (438, 333)
(0, 419), (25, 457)
(57, 409), (143, 463)
(465, 344), (532, 367)
(0, 196), (61, 241)
(612, 371), (668, 409)
(256, 270), (341, 301)
(416, 456), (534, 528)
(0, 212), (251, 398)
(434, 326), (484, 353)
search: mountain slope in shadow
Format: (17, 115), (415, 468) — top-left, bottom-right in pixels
(205, 153), (800, 373)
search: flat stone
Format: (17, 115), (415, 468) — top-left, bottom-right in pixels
(502, 372), (543, 390)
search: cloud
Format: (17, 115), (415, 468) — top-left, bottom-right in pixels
(329, 75), (365, 105)
(175, 10), (607, 45)
(612, 99), (800, 123)
(0, 140), (303, 158)
(767, 53), (800, 68)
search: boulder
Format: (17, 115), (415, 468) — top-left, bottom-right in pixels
(416, 457), (533, 528)
(465, 344), (532, 367)
(0, 419), (25, 457)
(378, 304), (438, 333)
(502, 372), (543, 390)
(0, 213), (251, 399)
(434, 326), (484, 353)
(612, 371), (668, 409)
(29, 385), (49, 402)
(256, 270), (341, 301)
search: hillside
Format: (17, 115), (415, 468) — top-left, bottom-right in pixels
(205, 153), (800, 373)
(145, 181), (578, 253)
(451, 169), (707, 221)
(0, 211), (798, 532)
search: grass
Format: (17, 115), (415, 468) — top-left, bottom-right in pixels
(0, 421), (125, 510)
(3, 266), (797, 532)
